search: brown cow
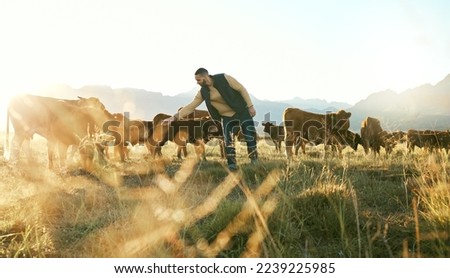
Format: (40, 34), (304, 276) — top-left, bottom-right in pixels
(152, 113), (223, 159)
(282, 108), (352, 159)
(6, 94), (113, 169)
(103, 113), (154, 161)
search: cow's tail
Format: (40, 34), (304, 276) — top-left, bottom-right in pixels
(3, 108), (10, 160)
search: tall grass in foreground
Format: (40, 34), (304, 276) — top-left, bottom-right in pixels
(408, 153), (450, 257)
(0, 137), (449, 257)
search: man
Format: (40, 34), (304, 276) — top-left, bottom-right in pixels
(163, 68), (258, 171)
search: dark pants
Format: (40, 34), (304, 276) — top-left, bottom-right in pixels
(221, 111), (258, 166)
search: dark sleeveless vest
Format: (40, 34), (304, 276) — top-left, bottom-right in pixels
(200, 74), (248, 121)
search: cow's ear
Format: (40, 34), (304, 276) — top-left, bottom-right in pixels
(78, 96), (85, 100)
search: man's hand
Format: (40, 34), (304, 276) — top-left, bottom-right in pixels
(248, 106), (256, 117)
(162, 116), (176, 124)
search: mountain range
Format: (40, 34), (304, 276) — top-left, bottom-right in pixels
(6, 74), (450, 132)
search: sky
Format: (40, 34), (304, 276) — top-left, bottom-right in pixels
(0, 0), (449, 107)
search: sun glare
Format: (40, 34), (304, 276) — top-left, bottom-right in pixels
(0, 82), (43, 131)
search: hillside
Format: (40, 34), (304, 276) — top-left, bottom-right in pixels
(2, 74), (450, 132)
(6, 84), (345, 128)
(348, 74), (450, 131)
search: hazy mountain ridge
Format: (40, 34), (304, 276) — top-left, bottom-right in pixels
(4, 74), (450, 132)
(348, 74), (450, 131)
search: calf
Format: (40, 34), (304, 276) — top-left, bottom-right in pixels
(262, 122), (284, 152)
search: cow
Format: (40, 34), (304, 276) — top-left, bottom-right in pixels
(282, 108), (352, 159)
(378, 130), (404, 155)
(406, 129), (450, 153)
(307, 127), (361, 157)
(391, 130), (407, 144)
(102, 113), (155, 161)
(262, 122), (284, 152)
(361, 117), (407, 156)
(6, 94), (113, 169)
(336, 130), (362, 155)
(179, 108), (211, 120)
(360, 117), (384, 156)
(152, 113), (223, 159)
(175, 108), (226, 157)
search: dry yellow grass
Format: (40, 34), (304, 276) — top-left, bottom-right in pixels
(1, 133), (449, 258)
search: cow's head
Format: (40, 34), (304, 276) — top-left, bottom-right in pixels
(350, 132), (362, 151)
(77, 96), (106, 111)
(202, 119), (223, 142)
(262, 121), (275, 133)
(329, 110), (351, 132)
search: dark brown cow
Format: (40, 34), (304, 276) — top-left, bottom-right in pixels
(282, 108), (352, 159)
(6, 94), (112, 169)
(391, 131), (407, 144)
(378, 130), (403, 155)
(150, 113), (173, 156)
(262, 122), (284, 152)
(307, 127), (361, 157)
(406, 129), (450, 153)
(360, 117), (384, 155)
(361, 117), (406, 156)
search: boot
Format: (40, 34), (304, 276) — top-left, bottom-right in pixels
(225, 145), (238, 171)
(249, 151), (259, 164)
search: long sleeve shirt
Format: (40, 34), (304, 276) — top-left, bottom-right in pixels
(174, 74), (253, 119)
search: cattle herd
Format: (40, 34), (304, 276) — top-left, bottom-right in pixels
(4, 94), (450, 170)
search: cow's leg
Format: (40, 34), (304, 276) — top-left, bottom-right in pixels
(120, 143), (130, 162)
(9, 134), (26, 164)
(10, 134), (31, 164)
(195, 140), (206, 160)
(182, 144), (188, 158)
(47, 139), (57, 169)
(293, 136), (304, 156)
(155, 143), (163, 157)
(284, 131), (295, 159)
(66, 145), (78, 164)
(119, 144), (127, 161)
(115, 145), (126, 161)
(362, 140), (369, 155)
(334, 144), (343, 158)
(272, 140), (278, 152)
(176, 145), (184, 159)
(144, 141), (160, 159)
(101, 143), (110, 162)
(376, 144), (381, 156)
(95, 143), (107, 165)
(22, 138), (33, 163)
(58, 143), (69, 169)
(294, 141), (300, 156)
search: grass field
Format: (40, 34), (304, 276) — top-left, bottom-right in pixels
(0, 134), (449, 258)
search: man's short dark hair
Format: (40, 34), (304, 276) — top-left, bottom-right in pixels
(195, 68), (209, 75)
